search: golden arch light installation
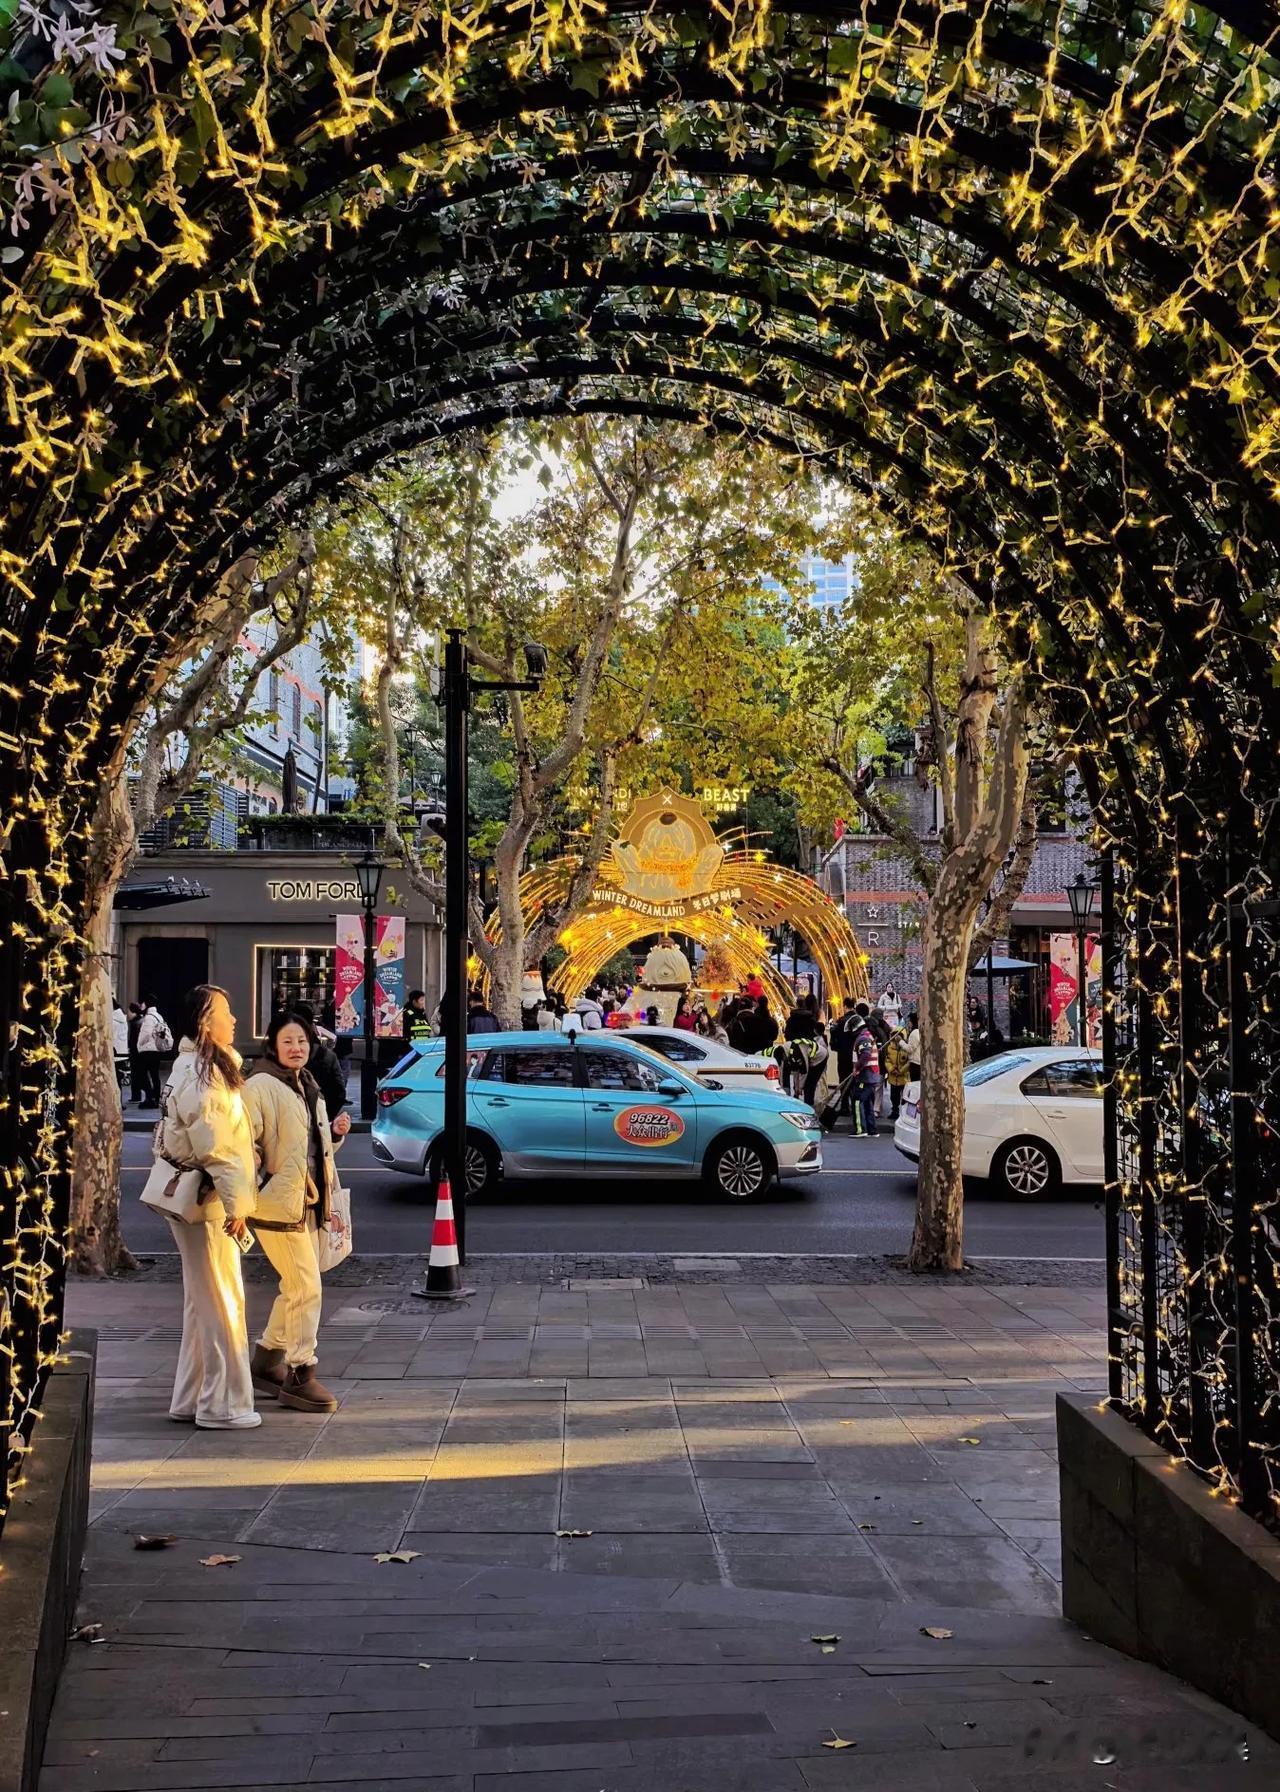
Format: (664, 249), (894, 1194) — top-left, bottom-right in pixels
(497, 793), (871, 1011)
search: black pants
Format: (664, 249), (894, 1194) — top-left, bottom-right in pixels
(889, 1082), (905, 1120)
(835, 1062), (856, 1114)
(802, 1066), (824, 1108)
(138, 1051), (163, 1107)
(128, 1052), (145, 1104)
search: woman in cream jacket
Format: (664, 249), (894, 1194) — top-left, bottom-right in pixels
(243, 1011), (351, 1412)
(156, 984), (261, 1429)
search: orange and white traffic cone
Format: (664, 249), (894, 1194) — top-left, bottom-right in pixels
(412, 1175), (474, 1300)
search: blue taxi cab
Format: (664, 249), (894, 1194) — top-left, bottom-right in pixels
(371, 1029), (822, 1201)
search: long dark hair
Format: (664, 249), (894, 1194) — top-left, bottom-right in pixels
(180, 984), (243, 1089)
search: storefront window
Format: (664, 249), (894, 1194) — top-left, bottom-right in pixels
(255, 945), (336, 1035)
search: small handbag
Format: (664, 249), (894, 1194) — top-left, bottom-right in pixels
(317, 1186), (353, 1272)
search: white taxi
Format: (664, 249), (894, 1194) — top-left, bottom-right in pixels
(894, 1046), (1104, 1197)
(622, 1026), (786, 1096)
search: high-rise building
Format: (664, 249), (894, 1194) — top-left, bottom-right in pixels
(765, 550), (857, 610)
(234, 622), (341, 816)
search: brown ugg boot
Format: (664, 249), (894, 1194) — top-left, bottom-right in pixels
(278, 1362), (338, 1413)
(250, 1344), (287, 1398)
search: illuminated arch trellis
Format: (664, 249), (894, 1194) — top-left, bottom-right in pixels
(1, 0), (1279, 1526)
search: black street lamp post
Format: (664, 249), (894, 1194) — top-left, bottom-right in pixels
(1066, 870), (1099, 1049)
(355, 848), (385, 1120)
(433, 630), (546, 1268)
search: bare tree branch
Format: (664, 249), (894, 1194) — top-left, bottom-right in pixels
(923, 640), (956, 850)
(132, 538), (316, 835)
(376, 574), (445, 911)
(820, 754), (938, 896)
(969, 766), (1039, 968)
(953, 611), (999, 842)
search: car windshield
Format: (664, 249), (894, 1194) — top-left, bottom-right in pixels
(626, 1038), (680, 1069)
(963, 1052), (1035, 1087)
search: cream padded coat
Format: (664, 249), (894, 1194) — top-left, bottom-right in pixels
(158, 1046), (258, 1222)
(242, 1068), (338, 1228)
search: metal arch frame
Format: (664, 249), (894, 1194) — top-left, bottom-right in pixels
(1, 0), (1278, 1528)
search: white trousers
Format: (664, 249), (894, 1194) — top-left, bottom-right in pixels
(168, 1218), (256, 1424)
(255, 1218), (323, 1368)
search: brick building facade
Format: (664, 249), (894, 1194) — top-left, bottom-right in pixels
(818, 773), (1091, 1040)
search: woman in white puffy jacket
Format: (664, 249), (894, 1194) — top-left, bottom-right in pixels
(154, 984), (260, 1429)
(243, 1011), (351, 1413)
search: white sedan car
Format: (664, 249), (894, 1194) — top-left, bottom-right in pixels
(620, 1026), (787, 1097)
(893, 1046), (1104, 1196)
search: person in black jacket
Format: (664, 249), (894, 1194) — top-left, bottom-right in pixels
(291, 1002), (348, 1117)
(727, 999), (756, 1054)
(829, 997), (862, 1130)
(752, 996), (780, 1054)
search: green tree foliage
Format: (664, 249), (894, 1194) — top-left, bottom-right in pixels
(312, 419), (841, 1018)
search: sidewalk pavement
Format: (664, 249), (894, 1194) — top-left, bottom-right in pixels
(44, 1272), (1273, 1790)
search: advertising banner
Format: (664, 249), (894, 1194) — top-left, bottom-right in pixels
(335, 914), (406, 1037)
(335, 915), (365, 1035)
(1049, 932), (1102, 1047)
(374, 914), (406, 1038)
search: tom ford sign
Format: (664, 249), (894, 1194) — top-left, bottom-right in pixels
(266, 878), (360, 902)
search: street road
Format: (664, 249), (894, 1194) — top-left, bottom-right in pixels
(119, 1128), (1105, 1260)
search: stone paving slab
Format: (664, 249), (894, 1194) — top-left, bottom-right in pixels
(43, 1274), (1275, 1790)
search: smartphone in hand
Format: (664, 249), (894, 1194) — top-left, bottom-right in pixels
(232, 1227), (255, 1256)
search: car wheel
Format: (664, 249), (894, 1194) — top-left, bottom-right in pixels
(991, 1137), (1060, 1199)
(705, 1133), (775, 1201)
(426, 1133), (499, 1200)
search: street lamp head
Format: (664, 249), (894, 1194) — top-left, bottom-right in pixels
(522, 640), (549, 681)
(1067, 870), (1098, 930)
(354, 849), (384, 907)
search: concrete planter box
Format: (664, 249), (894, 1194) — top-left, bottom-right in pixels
(1058, 1391), (1280, 1737)
(0, 1332), (96, 1792)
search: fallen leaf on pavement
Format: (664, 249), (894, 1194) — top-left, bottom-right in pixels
(417, 1663), (431, 1670)
(920, 1626), (953, 1640)
(823, 1733), (857, 1750)
(373, 1550), (421, 1564)
(959, 1437), (981, 1446)
(134, 1535), (177, 1551)
(811, 1634), (840, 1645)
(858, 1522), (875, 1532)
(69, 1623), (104, 1643)
(199, 1555), (241, 1568)
(555, 1530), (593, 1538)
(912, 1519), (924, 1526)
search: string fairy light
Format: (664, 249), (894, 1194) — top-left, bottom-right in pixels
(0, 0), (1277, 1525)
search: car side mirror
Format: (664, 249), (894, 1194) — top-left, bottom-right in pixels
(702, 1078), (724, 1091)
(657, 1079), (686, 1098)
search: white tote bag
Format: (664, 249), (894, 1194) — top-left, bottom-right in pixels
(139, 1110), (223, 1226)
(139, 1154), (211, 1225)
(317, 1187), (353, 1272)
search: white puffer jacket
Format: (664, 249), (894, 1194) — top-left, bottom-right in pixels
(137, 1006), (172, 1053)
(155, 1045), (257, 1223)
(242, 1063), (339, 1229)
